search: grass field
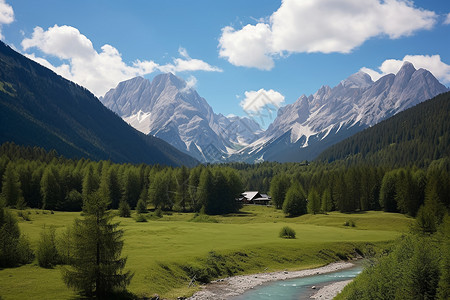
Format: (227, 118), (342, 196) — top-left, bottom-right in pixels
(0, 206), (414, 299)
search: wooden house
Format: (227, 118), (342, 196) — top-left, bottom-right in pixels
(239, 191), (272, 205)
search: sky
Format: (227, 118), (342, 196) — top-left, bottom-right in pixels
(1, 0), (449, 126)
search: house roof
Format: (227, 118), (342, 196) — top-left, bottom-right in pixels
(242, 191), (261, 200)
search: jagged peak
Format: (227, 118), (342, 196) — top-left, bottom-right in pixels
(152, 72), (186, 90)
(341, 71), (373, 88)
(401, 60), (414, 68)
(314, 85), (331, 97)
(116, 76), (147, 87)
(397, 61), (416, 75)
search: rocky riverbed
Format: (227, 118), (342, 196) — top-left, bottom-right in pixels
(187, 262), (354, 300)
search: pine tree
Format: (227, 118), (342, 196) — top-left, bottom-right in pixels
(62, 192), (133, 297)
(57, 224), (74, 265)
(307, 189), (321, 214)
(197, 169), (214, 214)
(37, 226), (59, 268)
(121, 168), (141, 209)
(82, 166), (99, 202)
(282, 182), (307, 217)
(321, 188), (333, 212)
(118, 200), (131, 218)
(148, 172), (167, 210)
(0, 199), (34, 267)
(225, 169), (243, 213)
(40, 165), (61, 210)
(188, 166), (202, 211)
(175, 166), (189, 211)
(270, 174), (291, 209)
(379, 171), (398, 212)
(135, 198), (147, 214)
(437, 216), (450, 300)
(1, 163), (24, 207)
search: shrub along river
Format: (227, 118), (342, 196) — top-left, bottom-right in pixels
(233, 263), (363, 300)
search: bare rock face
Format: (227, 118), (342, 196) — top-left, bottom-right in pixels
(101, 62), (448, 163)
(101, 73), (262, 162)
(236, 62), (448, 163)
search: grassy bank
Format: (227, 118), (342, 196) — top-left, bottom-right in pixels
(0, 206), (413, 299)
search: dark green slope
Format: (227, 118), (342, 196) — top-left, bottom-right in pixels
(0, 42), (197, 167)
(317, 91), (450, 167)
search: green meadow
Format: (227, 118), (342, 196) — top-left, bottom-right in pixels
(0, 206), (413, 299)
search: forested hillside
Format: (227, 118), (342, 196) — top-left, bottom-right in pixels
(317, 91), (450, 167)
(0, 42), (197, 167)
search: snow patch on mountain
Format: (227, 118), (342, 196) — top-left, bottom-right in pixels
(123, 110), (152, 134)
(237, 61), (449, 163)
(101, 73), (262, 162)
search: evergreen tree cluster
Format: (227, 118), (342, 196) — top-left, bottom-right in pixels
(0, 143), (243, 215)
(229, 158), (450, 218)
(336, 216), (450, 300)
(0, 198), (33, 267)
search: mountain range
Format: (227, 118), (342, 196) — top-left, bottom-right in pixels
(0, 42), (197, 167)
(317, 90), (450, 167)
(237, 62), (448, 162)
(102, 63), (448, 163)
(100, 74), (262, 162)
(1, 39), (447, 166)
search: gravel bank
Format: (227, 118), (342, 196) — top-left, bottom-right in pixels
(187, 262), (354, 300)
(310, 279), (353, 299)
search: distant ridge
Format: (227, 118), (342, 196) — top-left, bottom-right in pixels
(236, 61), (449, 163)
(0, 42), (198, 167)
(317, 91), (450, 167)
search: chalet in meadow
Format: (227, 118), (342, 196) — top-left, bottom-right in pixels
(239, 191), (272, 205)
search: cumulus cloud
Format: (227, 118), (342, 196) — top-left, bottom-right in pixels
(21, 25), (222, 96)
(240, 88), (285, 113)
(219, 0), (437, 70)
(444, 13), (450, 25)
(361, 55), (450, 84)
(219, 23), (274, 70)
(0, 0), (14, 39)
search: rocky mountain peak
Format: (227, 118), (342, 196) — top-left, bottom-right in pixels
(100, 73), (264, 162)
(153, 72), (186, 90)
(237, 62), (448, 163)
(341, 71), (373, 89)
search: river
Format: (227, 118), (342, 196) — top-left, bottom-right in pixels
(232, 264), (362, 300)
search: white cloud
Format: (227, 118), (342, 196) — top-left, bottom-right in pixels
(0, 0), (14, 40)
(178, 46), (190, 59)
(444, 13), (450, 25)
(219, 23), (274, 70)
(219, 0), (437, 69)
(240, 88), (285, 113)
(159, 56), (222, 73)
(361, 55), (450, 84)
(21, 25), (222, 96)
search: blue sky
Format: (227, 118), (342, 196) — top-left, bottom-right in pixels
(1, 0), (449, 124)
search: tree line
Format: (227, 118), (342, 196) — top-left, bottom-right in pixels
(1, 142), (449, 220)
(268, 160), (449, 218)
(0, 142), (242, 215)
